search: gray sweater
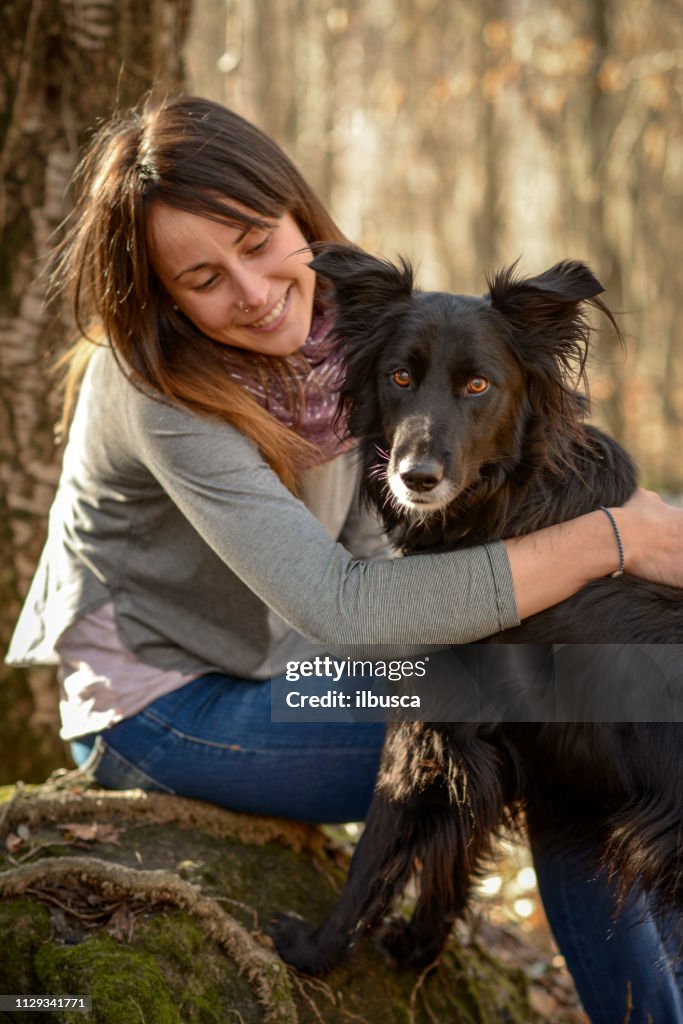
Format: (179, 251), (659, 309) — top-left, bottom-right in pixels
(7, 345), (519, 677)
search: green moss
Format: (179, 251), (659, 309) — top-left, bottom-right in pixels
(133, 911), (260, 1023)
(0, 886), (537, 1024)
(0, 898), (52, 993)
(1, 899), (261, 1023)
(35, 934), (179, 1024)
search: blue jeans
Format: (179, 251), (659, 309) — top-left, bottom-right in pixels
(72, 671), (682, 1023)
(72, 672), (384, 822)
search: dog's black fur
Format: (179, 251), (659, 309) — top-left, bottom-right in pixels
(271, 245), (683, 975)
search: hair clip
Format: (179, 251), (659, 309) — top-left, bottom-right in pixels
(136, 162), (154, 180)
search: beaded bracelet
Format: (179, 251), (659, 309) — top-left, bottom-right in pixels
(599, 506), (625, 578)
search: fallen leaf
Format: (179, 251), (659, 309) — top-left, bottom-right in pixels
(107, 904), (135, 942)
(56, 821), (121, 845)
(58, 822), (99, 842)
(94, 823), (121, 846)
(6, 832), (23, 854)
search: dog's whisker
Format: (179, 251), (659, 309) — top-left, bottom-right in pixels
(381, 489), (397, 514)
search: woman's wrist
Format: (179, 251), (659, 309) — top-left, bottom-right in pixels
(504, 487), (683, 620)
(503, 509), (631, 621)
(598, 506), (625, 577)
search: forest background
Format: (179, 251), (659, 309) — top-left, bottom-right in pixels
(2, 0), (683, 784)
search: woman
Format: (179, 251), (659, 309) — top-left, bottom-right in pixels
(7, 96), (683, 1022)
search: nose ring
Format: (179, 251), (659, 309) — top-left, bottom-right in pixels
(238, 301), (251, 314)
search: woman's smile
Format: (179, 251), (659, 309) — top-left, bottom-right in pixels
(246, 286), (290, 330)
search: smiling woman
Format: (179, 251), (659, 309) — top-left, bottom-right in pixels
(52, 96), (346, 490)
(6, 95), (683, 1024)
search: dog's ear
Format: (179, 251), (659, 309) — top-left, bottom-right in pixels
(488, 259), (621, 385)
(311, 244), (414, 316)
(487, 261), (623, 448)
(488, 260), (604, 327)
(311, 245), (415, 443)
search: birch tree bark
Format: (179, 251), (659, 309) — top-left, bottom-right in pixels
(1, 0), (191, 781)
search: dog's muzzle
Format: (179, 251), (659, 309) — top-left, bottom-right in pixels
(398, 457), (444, 493)
(389, 455), (456, 511)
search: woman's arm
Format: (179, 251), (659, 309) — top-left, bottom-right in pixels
(127, 379), (515, 647)
(504, 489), (682, 621)
(120, 356), (681, 650)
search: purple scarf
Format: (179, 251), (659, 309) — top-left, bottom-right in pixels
(226, 314), (349, 465)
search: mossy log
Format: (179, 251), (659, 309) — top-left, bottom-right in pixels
(0, 777), (577, 1023)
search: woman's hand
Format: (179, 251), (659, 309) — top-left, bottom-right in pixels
(612, 487), (683, 588)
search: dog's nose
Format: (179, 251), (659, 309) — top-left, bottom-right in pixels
(400, 459), (444, 493)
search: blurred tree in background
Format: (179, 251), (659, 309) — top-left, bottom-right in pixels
(1, 0), (191, 781)
(2, 0), (682, 781)
(187, 0), (683, 485)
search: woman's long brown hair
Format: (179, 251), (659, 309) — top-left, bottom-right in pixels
(55, 96), (347, 490)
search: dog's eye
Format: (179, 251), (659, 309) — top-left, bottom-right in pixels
(391, 368), (412, 388)
(466, 376), (490, 395)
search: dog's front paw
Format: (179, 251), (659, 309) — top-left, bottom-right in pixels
(377, 913), (414, 964)
(267, 912), (330, 975)
(378, 914), (445, 972)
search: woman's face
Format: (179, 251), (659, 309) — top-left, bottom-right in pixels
(146, 204), (317, 356)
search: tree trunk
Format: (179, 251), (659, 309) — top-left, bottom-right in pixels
(0, 781), (586, 1023)
(0, 0), (192, 783)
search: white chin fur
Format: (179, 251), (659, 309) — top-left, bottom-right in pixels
(388, 473), (456, 513)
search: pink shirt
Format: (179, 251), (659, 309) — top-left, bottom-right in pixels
(57, 602), (196, 740)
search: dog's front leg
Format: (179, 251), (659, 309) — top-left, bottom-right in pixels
(378, 806), (493, 971)
(379, 727), (515, 971)
(269, 789), (419, 975)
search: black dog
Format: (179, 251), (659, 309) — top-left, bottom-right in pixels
(271, 245), (683, 975)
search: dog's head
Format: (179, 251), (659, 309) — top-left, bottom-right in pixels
(312, 244), (616, 520)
